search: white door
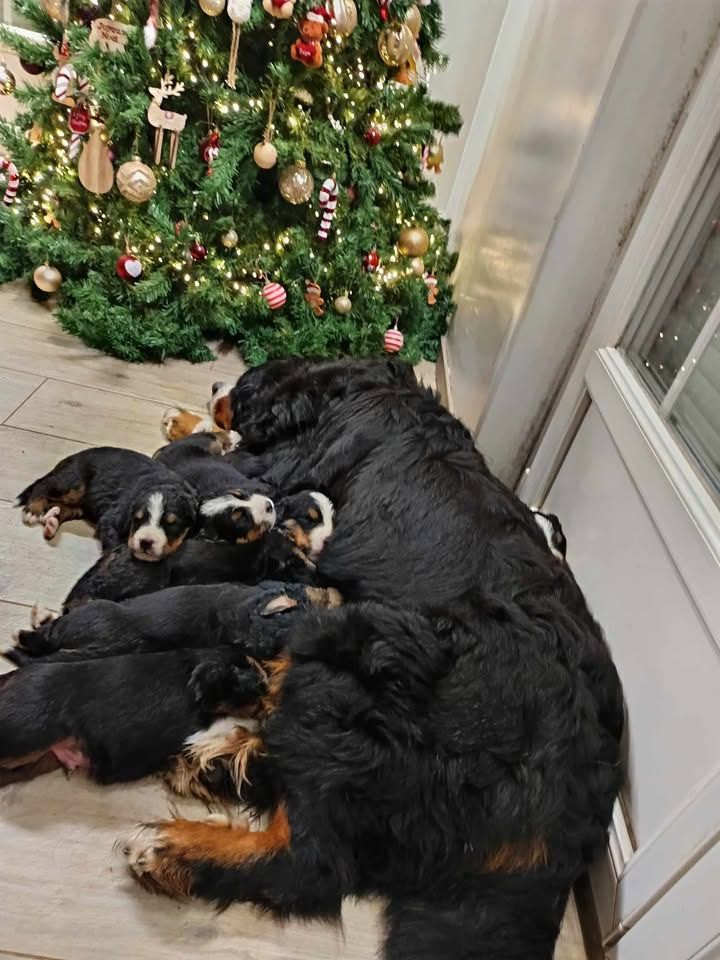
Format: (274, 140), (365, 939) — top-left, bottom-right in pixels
(518, 34), (720, 960)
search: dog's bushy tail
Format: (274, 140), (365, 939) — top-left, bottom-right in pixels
(383, 873), (570, 960)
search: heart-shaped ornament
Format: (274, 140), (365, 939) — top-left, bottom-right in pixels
(115, 253), (143, 282)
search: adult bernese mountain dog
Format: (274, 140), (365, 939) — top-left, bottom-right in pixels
(125, 358), (624, 960)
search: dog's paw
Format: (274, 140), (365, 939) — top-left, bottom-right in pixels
(22, 508), (42, 527)
(15, 626), (55, 656)
(30, 603), (60, 629)
(124, 827), (166, 880)
(42, 506), (61, 541)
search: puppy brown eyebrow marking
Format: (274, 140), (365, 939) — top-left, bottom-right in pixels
(308, 508), (320, 521)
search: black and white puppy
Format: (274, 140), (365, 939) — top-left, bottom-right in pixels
(532, 510), (568, 561)
(277, 491), (334, 559)
(16, 448), (197, 562)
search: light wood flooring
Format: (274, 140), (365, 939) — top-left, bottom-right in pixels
(0, 281), (587, 959)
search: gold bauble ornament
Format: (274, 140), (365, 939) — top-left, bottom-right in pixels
(378, 22), (414, 67)
(41, 0), (65, 21)
(329, 0), (357, 35)
(426, 141), (444, 173)
(199, 0), (225, 14)
(398, 225), (429, 257)
(334, 295), (352, 315)
(405, 3), (422, 38)
(116, 157), (157, 203)
(253, 140), (278, 169)
(410, 257), (425, 276)
(278, 161), (314, 204)
(33, 263), (62, 293)
(0, 62), (16, 96)
(221, 228), (238, 248)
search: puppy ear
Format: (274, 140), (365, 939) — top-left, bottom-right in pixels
(261, 595), (298, 616)
(214, 394), (233, 431)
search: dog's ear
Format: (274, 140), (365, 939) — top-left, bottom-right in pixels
(261, 595), (298, 617)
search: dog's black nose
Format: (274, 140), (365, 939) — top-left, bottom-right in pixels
(139, 538), (154, 552)
(212, 381), (223, 395)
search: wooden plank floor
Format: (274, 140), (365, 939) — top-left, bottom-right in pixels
(0, 282), (587, 960)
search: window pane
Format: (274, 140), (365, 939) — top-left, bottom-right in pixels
(670, 331), (720, 496)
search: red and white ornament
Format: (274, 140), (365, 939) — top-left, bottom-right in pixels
(317, 176), (338, 241)
(262, 281), (287, 310)
(363, 249), (380, 272)
(1, 155), (20, 205)
(68, 101), (90, 160)
(115, 252), (143, 282)
(53, 62), (75, 102)
(377, 0), (391, 21)
(200, 129), (220, 174)
(263, 0), (294, 16)
(384, 320), (404, 353)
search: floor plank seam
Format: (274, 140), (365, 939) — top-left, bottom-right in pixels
(0, 423), (98, 450)
(1, 378), (47, 427)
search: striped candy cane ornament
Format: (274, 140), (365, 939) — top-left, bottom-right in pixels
(317, 177), (338, 241)
(1, 156), (20, 205)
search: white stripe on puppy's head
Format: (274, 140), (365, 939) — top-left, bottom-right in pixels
(308, 492), (335, 558)
(129, 491), (168, 562)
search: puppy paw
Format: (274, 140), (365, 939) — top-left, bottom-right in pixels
(30, 603), (60, 629)
(42, 506), (61, 541)
(22, 508), (42, 527)
(223, 430), (242, 452)
(15, 626), (55, 656)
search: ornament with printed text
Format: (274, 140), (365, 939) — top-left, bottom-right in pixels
(189, 241), (207, 262)
(116, 157), (157, 202)
(263, 0), (294, 16)
(398, 225), (429, 257)
(261, 281), (287, 310)
(334, 294), (352, 315)
(384, 320), (404, 353)
(364, 124), (382, 147)
(68, 100), (90, 160)
(0, 62), (16, 96)
(290, 6), (331, 68)
(279, 161), (314, 204)
(200, 129), (221, 174)
(363, 249), (380, 273)
(116, 251), (143, 282)
(378, 22), (414, 66)
(329, 0), (356, 35)
(221, 228), (238, 248)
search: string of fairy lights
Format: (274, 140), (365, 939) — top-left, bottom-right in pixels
(11, 1), (444, 306)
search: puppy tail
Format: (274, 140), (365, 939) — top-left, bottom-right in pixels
(383, 873), (569, 960)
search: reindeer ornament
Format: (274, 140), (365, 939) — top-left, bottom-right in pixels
(147, 72), (187, 169)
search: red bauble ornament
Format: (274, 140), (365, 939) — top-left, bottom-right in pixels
(200, 129), (220, 175)
(69, 102), (91, 135)
(115, 252), (143, 282)
(261, 281), (288, 310)
(377, 0), (391, 22)
(364, 125), (382, 147)
(20, 59), (45, 75)
(363, 249), (380, 272)
(189, 241), (207, 262)
(384, 321), (404, 353)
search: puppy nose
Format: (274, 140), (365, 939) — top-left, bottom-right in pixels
(265, 498), (275, 514)
(212, 381), (223, 395)
(139, 538), (154, 552)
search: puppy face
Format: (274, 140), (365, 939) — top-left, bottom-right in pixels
(200, 490), (276, 543)
(278, 491), (335, 559)
(209, 382), (235, 432)
(128, 486), (196, 562)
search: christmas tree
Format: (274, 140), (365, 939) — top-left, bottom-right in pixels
(0, 0), (460, 364)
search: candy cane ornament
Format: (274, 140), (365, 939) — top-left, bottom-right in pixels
(1, 156), (20, 205)
(53, 62), (75, 102)
(317, 177), (338, 241)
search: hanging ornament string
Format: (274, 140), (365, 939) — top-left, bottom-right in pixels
(317, 176), (338, 241)
(0, 155), (20, 205)
(253, 96), (277, 168)
(226, 0), (252, 89)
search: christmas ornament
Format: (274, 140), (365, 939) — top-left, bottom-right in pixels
(77, 3), (103, 25)
(334, 294), (352, 315)
(199, 0), (225, 14)
(33, 263), (62, 294)
(200, 129), (220, 174)
(425, 140), (443, 173)
(263, 0), (294, 16)
(116, 157), (157, 202)
(378, 22), (414, 66)
(317, 176), (338, 241)
(291, 7), (330, 68)
(89, 18), (132, 51)
(226, 0), (252, 89)
(292, 87), (314, 106)
(189, 240), (207, 262)
(329, 0), (356, 34)
(0, 155), (20, 205)
(405, 3), (421, 37)
(78, 121), (114, 194)
(364, 124), (382, 147)
(144, 0), (160, 48)
(393, 60), (416, 87)
(384, 320), (404, 353)
(68, 100), (90, 161)
(305, 280), (325, 316)
(410, 256), (425, 276)
(220, 228), (238, 248)
(398, 225), (429, 257)
(115, 251), (143, 282)
(0, 62), (17, 95)
(148, 72), (187, 168)
(19, 59), (45, 75)
(53, 62), (75, 103)
(377, 0), (390, 22)
(41, 0), (65, 21)
(279, 161), (314, 204)
(27, 123), (44, 147)
(261, 281), (287, 309)
(253, 140), (278, 169)
(424, 272), (438, 305)
(363, 249), (380, 272)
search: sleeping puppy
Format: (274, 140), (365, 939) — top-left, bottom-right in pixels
(8, 581), (341, 665)
(0, 647), (264, 787)
(154, 435), (276, 543)
(16, 448), (197, 561)
(62, 491), (335, 609)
